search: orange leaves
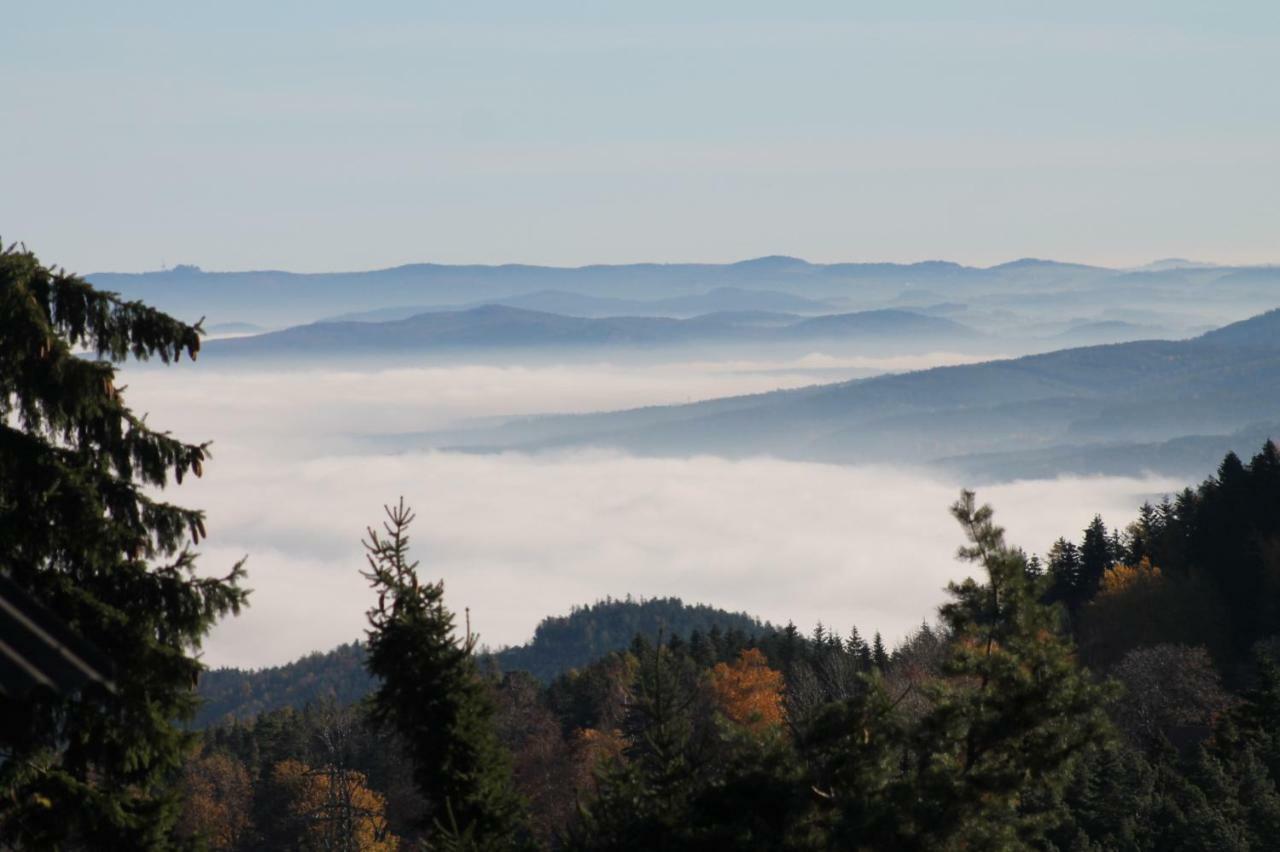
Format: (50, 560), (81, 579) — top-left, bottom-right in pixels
(1100, 557), (1163, 597)
(271, 759), (399, 851)
(709, 648), (786, 733)
(178, 753), (253, 851)
(572, 726), (628, 787)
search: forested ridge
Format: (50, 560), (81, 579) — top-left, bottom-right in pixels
(6, 247), (1280, 850)
(195, 598), (770, 727)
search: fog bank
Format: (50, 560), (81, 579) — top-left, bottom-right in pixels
(120, 356), (1178, 669)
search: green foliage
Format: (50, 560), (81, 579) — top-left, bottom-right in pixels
(360, 499), (529, 849)
(1056, 441), (1280, 669)
(194, 599), (770, 727)
(803, 491), (1113, 850)
(0, 243), (247, 846)
(569, 639), (816, 851)
(195, 642), (372, 727)
(494, 596), (769, 683)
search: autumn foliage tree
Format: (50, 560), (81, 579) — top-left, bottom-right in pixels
(710, 648), (786, 733)
(271, 759), (398, 851)
(177, 751), (254, 850)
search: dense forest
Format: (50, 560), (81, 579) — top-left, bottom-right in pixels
(5, 247), (1280, 850)
(196, 598), (770, 726)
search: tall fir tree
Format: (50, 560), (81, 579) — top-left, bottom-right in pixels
(915, 491), (1113, 846)
(805, 491), (1113, 849)
(1078, 515), (1113, 605)
(870, 632), (889, 671)
(1046, 537), (1082, 609)
(0, 243), (247, 846)
(360, 499), (529, 849)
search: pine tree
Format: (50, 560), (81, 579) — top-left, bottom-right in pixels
(1046, 537), (1082, 608)
(360, 499), (528, 849)
(871, 632), (889, 671)
(808, 492), (1113, 848)
(845, 626), (870, 672)
(570, 640), (709, 850)
(912, 491), (1114, 846)
(0, 243), (248, 846)
(1078, 515), (1113, 605)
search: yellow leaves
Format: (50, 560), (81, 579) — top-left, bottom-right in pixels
(271, 759), (400, 851)
(179, 753), (253, 851)
(573, 726), (628, 785)
(709, 648), (786, 733)
(1100, 557), (1163, 597)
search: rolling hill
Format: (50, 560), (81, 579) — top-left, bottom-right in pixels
(326, 287), (839, 321)
(415, 307), (1280, 479)
(194, 597), (769, 726)
(204, 305), (979, 357)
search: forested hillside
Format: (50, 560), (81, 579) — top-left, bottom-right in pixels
(491, 596), (770, 682)
(195, 597), (770, 726)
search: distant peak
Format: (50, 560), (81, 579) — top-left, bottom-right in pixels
(1131, 258), (1220, 272)
(989, 258), (1055, 269)
(987, 258), (1101, 272)
(730, 255), (810, 269)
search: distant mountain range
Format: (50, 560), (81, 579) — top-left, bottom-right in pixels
(87, 256), (1280, 333)
(413, 308), (1280, 481)
(204, 304), (980, 358)
(324, 286), (840, 321)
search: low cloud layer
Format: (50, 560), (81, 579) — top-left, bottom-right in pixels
(122, 357), (1179, 669)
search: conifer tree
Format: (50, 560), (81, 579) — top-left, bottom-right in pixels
(360, 499), (528, 849)
(1046, 537), (1082, 608)
(846, 626), (871, 671)
(1078, 515), (1113, 604)
(805, 491), (1112, 848)
(870, 632), (889, 671)
(0, 244), (248, 846)
(912, 491), (1113, 846)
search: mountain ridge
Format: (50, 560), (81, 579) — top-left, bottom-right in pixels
(205, 305), (979, 357)
(416, 307), (1280, 478)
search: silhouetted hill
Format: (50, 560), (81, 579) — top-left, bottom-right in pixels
(195, 642), (371, 728)
(194, 597), (769, 726)
(492, 596), (770, 682)
(1196, 307), (1280, 347)
(785, 309), (979, 339)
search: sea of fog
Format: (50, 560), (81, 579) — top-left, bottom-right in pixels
(122, 354), (1181, 669)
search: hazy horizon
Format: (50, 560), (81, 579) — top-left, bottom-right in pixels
(85, 253), (1274, 277)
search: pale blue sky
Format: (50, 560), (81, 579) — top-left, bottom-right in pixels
(3, 1), (1278, 272)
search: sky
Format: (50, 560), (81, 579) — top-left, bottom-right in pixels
(4, 1), (1279, 273)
